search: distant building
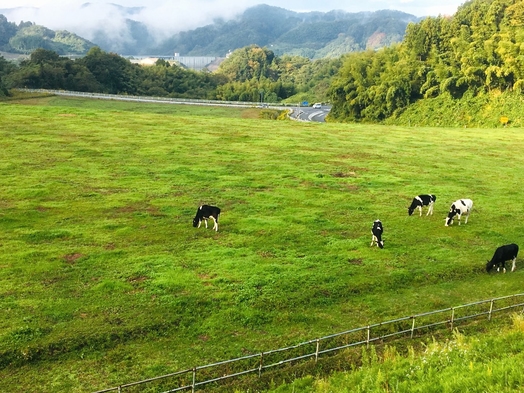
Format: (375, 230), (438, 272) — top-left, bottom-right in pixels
(173, 53), (224, 71)
(126, 53), (226, 71)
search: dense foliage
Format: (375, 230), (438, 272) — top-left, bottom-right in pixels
(328, 0), (524, 123)
(2, 46), (337, 103)
(3, 47), (225, 98)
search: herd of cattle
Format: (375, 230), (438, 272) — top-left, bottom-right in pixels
(193, 196), (518, 274)
(371, 194), (519, 274)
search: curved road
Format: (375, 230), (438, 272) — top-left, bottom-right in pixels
(289, 106), (331, 122)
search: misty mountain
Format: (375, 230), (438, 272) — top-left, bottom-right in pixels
(0, 4), (421, 59)
(152, 5), (421, 58)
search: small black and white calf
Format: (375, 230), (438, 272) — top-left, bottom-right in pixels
(193, 205), (221, 231)
(408, 194), (436, 216)
(486, 243), (519, 273)
(370, 219), (384, 249)
(445, 199), (473, 226)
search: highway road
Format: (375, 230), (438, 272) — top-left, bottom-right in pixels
(289, 105), (331, 122)
(18, 89), (330, 122)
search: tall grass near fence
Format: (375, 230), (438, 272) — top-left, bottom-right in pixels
(1, 96), (524, 392)
(267, 313), (524, 393)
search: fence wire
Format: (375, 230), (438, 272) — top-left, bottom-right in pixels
(93, 293), (524, 393)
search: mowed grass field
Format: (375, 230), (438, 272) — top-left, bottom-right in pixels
(1, 96), (524, 392)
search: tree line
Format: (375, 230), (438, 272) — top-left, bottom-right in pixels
(0, 45), (339, 104)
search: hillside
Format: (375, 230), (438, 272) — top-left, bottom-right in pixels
(324, 0), (524, 125)
(0, 5), (419, 58)
(0, 15), (95, 55)
(152, 6), (419, 58)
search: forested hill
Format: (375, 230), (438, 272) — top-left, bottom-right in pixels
(0, 5), (420, 58)
(328, 0), (524, 127)
(151, 5), (420, 59)
(0, 15), (95, 55)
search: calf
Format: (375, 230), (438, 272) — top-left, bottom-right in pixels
(408, 194), (436, 216)
(193, 205), (220, 231)
(370, 219), (384, 249)
(486, 243), (519, 273)
(445, 199), (473, 226)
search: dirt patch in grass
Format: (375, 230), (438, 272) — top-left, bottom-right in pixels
(332, 171), (357, 178)
(127, 276), (148, 284)
(348, 258), (363, 265)
(64, 253), (85, 264)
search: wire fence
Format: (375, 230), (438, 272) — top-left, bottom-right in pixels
(93, 293), (524, 393)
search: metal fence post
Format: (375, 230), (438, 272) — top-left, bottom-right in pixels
(488, 299), (494, 321)
(192, 367), (197, 393)
(450, 307), (455, 330)
(315, 339), (320, 362)
(410, 317), (416, 338)
(366, 325), (371, 347)
(259, 353), (264, 377)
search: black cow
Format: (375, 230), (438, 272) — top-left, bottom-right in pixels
(193, 205), (220, 231)
(486, 243), (519, 273)
(370, 219), (384, 249)
(408, 194), (436, 216)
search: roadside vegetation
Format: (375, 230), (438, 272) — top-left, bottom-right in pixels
(1, 96), (524, 392)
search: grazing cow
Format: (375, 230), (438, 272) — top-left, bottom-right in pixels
(370, 219), (384, 249)
(486, 244), (519, 273)
(193, 205), (220, 231)
(408, 194), (437, 216)
(445, 199), (473, 226)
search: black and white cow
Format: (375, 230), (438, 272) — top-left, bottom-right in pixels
(486, 243), (519, 273)
(193, 205), (221, 231)
(370, 219), (384, 249)
(445, 199), (473, 226)
(408, 194), (436, 216)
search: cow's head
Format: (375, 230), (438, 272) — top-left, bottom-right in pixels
(408, 207), (415, 216)
(445, 207), (457, 226)
(192, 218), (200, 228)
(486, 260), (495, 273)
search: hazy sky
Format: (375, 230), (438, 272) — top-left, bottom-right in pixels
(1, 0), (466, 44)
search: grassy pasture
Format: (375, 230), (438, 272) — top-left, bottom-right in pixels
(1, 96), (524, 392)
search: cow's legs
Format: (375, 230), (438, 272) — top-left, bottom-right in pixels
(427, 202), (434, 216)
(418, 206), (422, 216)
(464, 212), (470, 224)
(370, 235), (376, 247)
(512, 257), (517, 272)
(210, 216), (218, 231)
(203, 218), (208, 228)
(197, 219), (202, 228)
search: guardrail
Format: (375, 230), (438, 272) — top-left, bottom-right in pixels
(14, 89), (295, 110)
(93, 293), (524, 393)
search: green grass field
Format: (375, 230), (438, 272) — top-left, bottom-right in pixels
(1, 96), (524, 392)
